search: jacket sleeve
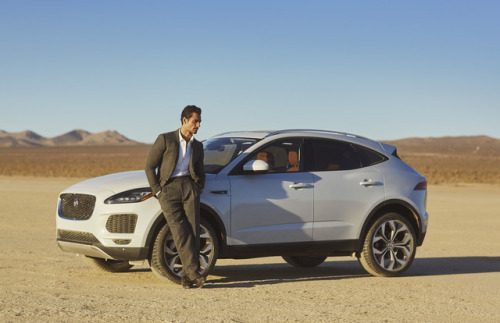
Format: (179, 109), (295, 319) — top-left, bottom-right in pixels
(145, 134), (164, 195)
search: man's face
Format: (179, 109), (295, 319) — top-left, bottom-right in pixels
(182, 112), (201, 135)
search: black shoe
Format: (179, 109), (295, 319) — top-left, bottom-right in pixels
(192, 276), (206, 289)
(181, 276), (193, 289)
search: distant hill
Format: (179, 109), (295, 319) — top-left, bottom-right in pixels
(0, 132), (499, 183)
(382, 135), (500, 184)
(0, 129), (142, 147)
(383, 135), (500, 156)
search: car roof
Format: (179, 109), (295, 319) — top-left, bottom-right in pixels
(209, 129), (396, 155)
(211, 129), (368, 140)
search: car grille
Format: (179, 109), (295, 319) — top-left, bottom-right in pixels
(57, 229), (99, 244)
(60, 193), (96, 220)
(106, 214), (138, 234)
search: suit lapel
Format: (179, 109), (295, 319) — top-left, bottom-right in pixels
(189, 139), (196, 172)
(172, 129), (180, 164)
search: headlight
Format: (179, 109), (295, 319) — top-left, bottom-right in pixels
(104, 188), (153, 204)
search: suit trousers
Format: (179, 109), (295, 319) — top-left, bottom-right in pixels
(158, 176), (201, 281)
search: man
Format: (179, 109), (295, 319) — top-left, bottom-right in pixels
(145, 105), (206, 289)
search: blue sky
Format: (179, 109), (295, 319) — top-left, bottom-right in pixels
(1, 1), (499, 143)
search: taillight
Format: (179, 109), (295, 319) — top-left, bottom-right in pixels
(414, 181), (427, 190)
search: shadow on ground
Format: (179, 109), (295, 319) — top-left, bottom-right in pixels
(410, 256), (500, 276)
(206, 260), (367, 288)
(127, 256), (500, 288)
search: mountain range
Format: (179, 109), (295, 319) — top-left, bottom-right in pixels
(384, 135), (500, 155)
(2, 130), (499, 152)
(0, 130), (142, 147)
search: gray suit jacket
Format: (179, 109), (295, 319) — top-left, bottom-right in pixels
(145, 129), (205, 195)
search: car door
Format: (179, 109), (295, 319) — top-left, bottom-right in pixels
(304, 138), (387, 241)
(228, 138), (314, 245)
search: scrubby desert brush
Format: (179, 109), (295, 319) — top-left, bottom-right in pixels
(1, 143), (499, 184)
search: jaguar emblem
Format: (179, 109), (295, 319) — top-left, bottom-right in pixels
(73, 198), (79, 207)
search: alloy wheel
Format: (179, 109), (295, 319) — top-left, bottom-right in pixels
(372, 219), (414, 271)
(161, 223), (215, 277)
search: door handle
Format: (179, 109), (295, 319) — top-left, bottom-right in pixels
(360, 179), (382, 187)
(289, 183), (313, 189)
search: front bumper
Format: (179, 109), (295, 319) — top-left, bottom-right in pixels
(56, 237), (149, 260)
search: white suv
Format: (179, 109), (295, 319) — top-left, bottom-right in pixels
(56, 129), (428, 283)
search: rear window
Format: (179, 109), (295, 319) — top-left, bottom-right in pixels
(304, 139), (387, 171)
(353, 145), (388, 167)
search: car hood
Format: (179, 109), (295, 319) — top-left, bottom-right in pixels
(66, 170), (149, 194)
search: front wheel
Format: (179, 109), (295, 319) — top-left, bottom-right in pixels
(86, 257), (133, 273)
(358, 212), (417, 277)
(150, 218), (219, 284)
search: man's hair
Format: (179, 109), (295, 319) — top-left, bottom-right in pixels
(181, 105), (202, 123)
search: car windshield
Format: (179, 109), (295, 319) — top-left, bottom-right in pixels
(203, 137), (259, 173)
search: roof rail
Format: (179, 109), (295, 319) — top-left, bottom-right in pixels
(211, 130), (273, 137)
(264, 129), (369, 140)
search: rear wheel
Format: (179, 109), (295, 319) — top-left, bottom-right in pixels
(358, 212), (416, 277)
(86, 257), (133, 273)
(283, 256), (327, 268)
(150, 218), (218, 284)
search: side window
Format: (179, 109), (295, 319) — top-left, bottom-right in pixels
(244, 138), (302, 173)
(353, 145), (387, 167)
(304, 139), (362, 171)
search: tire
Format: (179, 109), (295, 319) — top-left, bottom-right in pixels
(283, 256), (327, 268)
(358, 212), (417, 277)
(150, 218), (219, 284)
(85, 257), (133, 273)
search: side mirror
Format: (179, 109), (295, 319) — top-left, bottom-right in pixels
(243, 160), (269, 174)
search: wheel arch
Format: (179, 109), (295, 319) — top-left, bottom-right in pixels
(144, 214), (167, 261)
(200, 204), (227, 257)
(359, 199), (424, 252)
(143, 204), (227, 261)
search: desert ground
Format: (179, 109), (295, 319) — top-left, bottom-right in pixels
(0, 141), (499, 322)
(0, 178), (499, 322)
